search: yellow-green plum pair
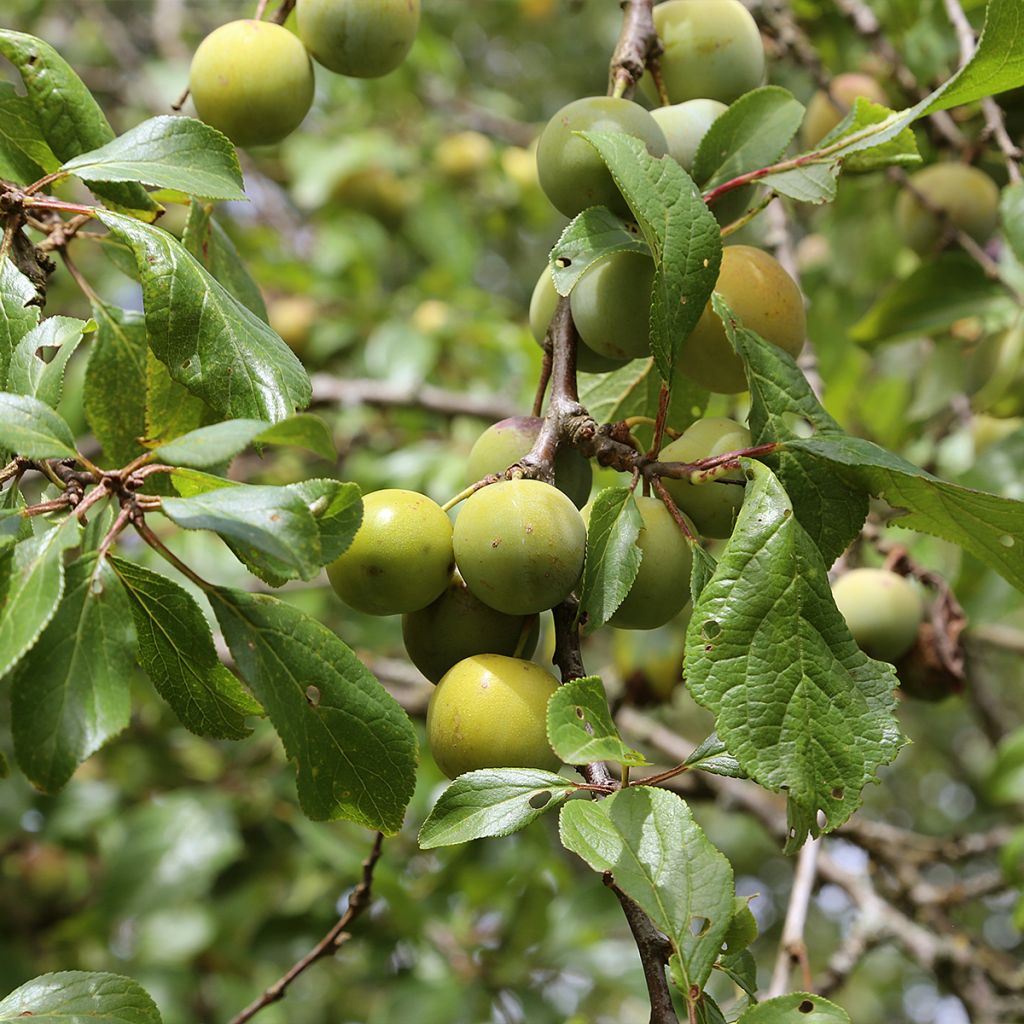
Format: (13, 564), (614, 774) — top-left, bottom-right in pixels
(831, 568), (924, 663)
(327, 489), (453, 615)
(659, 417), (750, 538)
(800, 73), (888, 149)
(676, 245), (806, 394)
(895, 164), (999, 256)
(402, 574), (540, 684)
(426, 654), (561, 779)
(536, 96), (667, 218)
(189, 20), (314, 147)
(570, 252), (655, 362)
(529, 268), (630, 374)
(640, 0), (764, 105)
(583, 496), (694, 630)
(467, 416), (592, 508)
(453, 479), (586, 616)
(296, 0), (420, 78)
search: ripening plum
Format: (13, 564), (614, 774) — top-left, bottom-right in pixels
(640, 0), (765, 106)
(659, 417), (750, 538)
(402, 573), (539, 683)
(327, 489), (453, 615)
(570, 252), (655, 361)
(467, 416), (593, 509)
(426, 654), (561, 778)
(676, 245), (806, 394)
(296, 0), (420, 78)
(536, 96), (667, 218)
(895, 164), (1000, 255)
(453, 479), (586, 615)
(582, 496), (694, 630)
(831, 568), (925, 662)
(189, 20), (314, 147)
(800, 73), (888, 149)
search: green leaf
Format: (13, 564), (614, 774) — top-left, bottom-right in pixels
(0, 971), (163, 1024)
(815, 99), (920, 174)
(549, 207), (650, 294)
(257, 413), (335, 460)
(144, 348), (209, 447)
(0, 30), (159, 220)
(0, 259), (41, 391)
(182, 202), (268, 320)
(418, 768), (575, 849)
(718, 948), (757, 996)
(547, 676), (648, 766)
(61, 116), (245, 200)
(737, 993), (851, 1023)
(1000, 181), (1024, 265)
(0, 485), (31, 548)
(559, 786), (733, 996)
(286, 478), (362, 563)
(722, 898), (758, 955)
(0, 393), (77, 459)
(161, 483), (324, 582)
(685, 462), (905, 851)
(580, 131), (721, 383)
(690, 544), (718, 605)
(7, 316), (95, 407)
(11, 555), (134, 792)
(692, 86), (805, 189)
(578, 487), (643, 631)
(108, 557), (261, 740)
(83, 303), (149, 466)
(96, 211), (310, 423)
(761, 163), (837, 204)
(850, 252), (1017, 346)
(684, 733), (746, 779)
(0, 81), (58, 184)
(210, 587), (417, 832)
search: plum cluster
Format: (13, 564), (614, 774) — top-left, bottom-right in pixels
(188, 0), (419, 148)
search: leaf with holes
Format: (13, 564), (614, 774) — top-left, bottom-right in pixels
(736, 993), (851, 1023)
(419, 768), (575, 849)
(7, 317), (95, 408)
(577, 487), (643, 632)
(549, 207), (650, 294)
(0, 971), (163, 1024)
(547, 676), (648, 767)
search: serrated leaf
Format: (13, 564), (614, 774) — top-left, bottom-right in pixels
(685, 461), (906, 851)
(580, 131), (721, 383)
(7, 316), (95, 407)
(737, 993), (851, 1023)
(690, 544), (718, 605)
(182, 202), (268, 320)
(578, 487), (643, 631)
(285, 478), (362, 563)
(108, 556), (261, 740)
(549, 207), (650, 294)
(560, 786), (733, 996)
(151, 419), (270, 467)
(257, 413), (335, 460)
(0, 259), (41, 391)
(84, 303), (148, 466)
(161, 483), (323, 581)
(547, 675), (648, 766)
(0, 392), (77, 459)
(96, 211), (310, 423)
(718, 948), (758, 996)
(418, 768), (575, 848)
(0, 971), (163, 1024)
(1001, 181), (1024, 265)
(760, 163), (837, 204)
(684, 732), (746, 779)
(689, 991), (727, 1024)
(0, 485), (31, 548)
(850, 252), (1017, 346)
(0, 81), (58, 184)
(11, 555), (134, 792)
(144, 348), (208, 447)
(0, 30), (159, 220)
(210, 587), (417, 832)
(61, 116), (245, 200)
(693, 87), (805, 189)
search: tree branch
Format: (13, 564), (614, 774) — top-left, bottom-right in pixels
(609, 0), (661, 99)
(768, 836), (821, 996)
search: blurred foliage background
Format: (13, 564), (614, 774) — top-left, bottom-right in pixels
(1, 2), (1022, 1023)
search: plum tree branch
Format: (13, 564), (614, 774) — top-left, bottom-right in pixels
(608, 0), (661, 99)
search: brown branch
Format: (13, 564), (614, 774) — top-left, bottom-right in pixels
(227, 832), (384, 1024)
(608, 0), (661, 99)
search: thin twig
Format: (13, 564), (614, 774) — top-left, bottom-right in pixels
(608, 0), (661, 99)
(768, 837), (821, 996)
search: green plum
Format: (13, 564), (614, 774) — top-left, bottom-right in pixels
(327, 489), (453, 615)
(896, 163), (1000, 255)
(453, 479), (586, 615)
(426, 654), (562, 778)
(189, 20), (314, 147)
(831, 568), (925, 662)
(570, 252), (655, 361)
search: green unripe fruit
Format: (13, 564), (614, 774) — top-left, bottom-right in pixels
(570, 252), (655, 361)
(536, 96), (667, 218)
(467, 416), (593, 509)
(831, 568), (925, 662)
(189, 20), (314, 147)
(800, 73), (888, 149)
(402, 573), (539, 684)
(676, 245), (806, 394)
(426, 654), (561, 778)
(896, 164), (1000, 256)
(529, 267), (631, 374)
(583, 496), (694, 630)
(659, 417), (750, 538)
(327, 489), (453, 615)
(640, 0), (765, 106)
(453, 479), (586, 615)
(296, 0), (420, 78)
(612, 614), (689, 702)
